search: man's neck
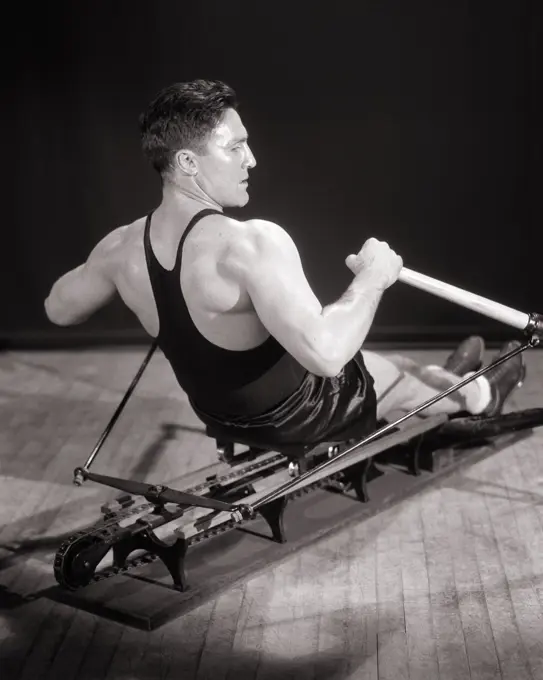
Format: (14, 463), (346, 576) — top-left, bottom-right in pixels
(161, 177), (223, 213)
(150, 178), (225, 234)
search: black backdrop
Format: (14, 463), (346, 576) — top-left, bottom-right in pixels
(4, 0), (541, 347)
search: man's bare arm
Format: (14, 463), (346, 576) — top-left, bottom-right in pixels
(44, 229), (123, 326)
(227, 220), (399, 377)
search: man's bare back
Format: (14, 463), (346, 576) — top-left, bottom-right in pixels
(95, 211), (272, 351)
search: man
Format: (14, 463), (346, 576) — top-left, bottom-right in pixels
(45, 79), (525, 447)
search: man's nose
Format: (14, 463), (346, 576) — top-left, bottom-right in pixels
(244, 144), (256, 169)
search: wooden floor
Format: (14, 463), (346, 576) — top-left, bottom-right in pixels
(1, 344), (543, 680)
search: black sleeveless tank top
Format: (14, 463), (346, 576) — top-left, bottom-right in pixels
(143, 209), (308, 416)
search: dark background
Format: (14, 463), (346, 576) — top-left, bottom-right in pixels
(4, 0), (541, 348)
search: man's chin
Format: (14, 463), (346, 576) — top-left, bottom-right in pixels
(225, 193), (250, 209)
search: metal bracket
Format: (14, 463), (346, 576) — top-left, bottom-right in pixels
(525, 314), (543, 339)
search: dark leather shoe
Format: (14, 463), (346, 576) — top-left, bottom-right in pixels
(444, 336), (485, 376)
(482, 340), (526, 416)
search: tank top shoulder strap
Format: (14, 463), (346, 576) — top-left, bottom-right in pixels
(143, 208), (223, 273)
(172, 208), (223, 274)
(143, 210), (158, 281)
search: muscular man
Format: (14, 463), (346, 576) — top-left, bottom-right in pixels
(45, 79), (525, 447)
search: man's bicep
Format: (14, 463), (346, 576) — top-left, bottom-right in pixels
(236, 222), (333, 376)
(78, 260), (117, 303)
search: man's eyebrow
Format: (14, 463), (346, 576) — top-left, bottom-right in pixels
(230, 134), (248, 145)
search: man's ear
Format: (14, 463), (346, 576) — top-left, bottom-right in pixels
(175, 149), (198, 176)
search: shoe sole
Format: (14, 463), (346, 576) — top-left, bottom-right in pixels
(482, 352), (526, 417)
(516, 363), (527, 389)
(503, 358), (527, 412)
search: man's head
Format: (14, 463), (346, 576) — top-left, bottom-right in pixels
(140, 79), (256, 208)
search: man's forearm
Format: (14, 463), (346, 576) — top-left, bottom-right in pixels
(319, 276), (385, 372)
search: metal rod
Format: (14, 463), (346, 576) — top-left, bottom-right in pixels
(73, 340), (158, 485)
(251, 337), (537, 510)
(79, 469), (240, 513)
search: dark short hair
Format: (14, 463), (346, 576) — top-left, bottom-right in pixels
(139, 79), (237, 175)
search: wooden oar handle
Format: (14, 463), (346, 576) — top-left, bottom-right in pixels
(398, 267), (532, 331)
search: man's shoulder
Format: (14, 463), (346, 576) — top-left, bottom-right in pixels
(221, 217), (298, 280)
(225, 217), (294, 254)
(89, 218), (146, 272)
(111, 216), (151, 249)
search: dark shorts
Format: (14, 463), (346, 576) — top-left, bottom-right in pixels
(191, 352), (377, 447)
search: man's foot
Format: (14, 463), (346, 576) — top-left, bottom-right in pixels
(481, 340), (526, 416)
(444, 336), (485, 376)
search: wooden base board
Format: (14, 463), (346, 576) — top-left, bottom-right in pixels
(45, 431), (530, 630)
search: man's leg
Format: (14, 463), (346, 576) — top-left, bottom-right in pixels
(362, 338), (524, 422)
(362, 351), (485, 420)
